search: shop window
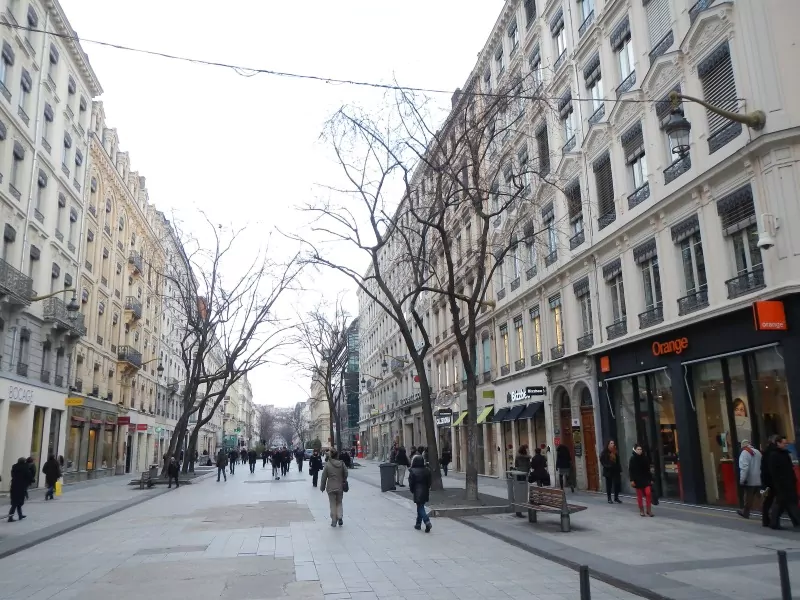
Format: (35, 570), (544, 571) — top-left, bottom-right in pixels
(481, 336), (491, 375)
(499, 324), (510, 369)
(529, 306), (542, 360)
(749, 348), (794, 451)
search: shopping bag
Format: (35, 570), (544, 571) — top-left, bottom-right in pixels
(55, 480), (62, 497)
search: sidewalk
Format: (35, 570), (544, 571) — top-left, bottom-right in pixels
(352, 459), (799, 600)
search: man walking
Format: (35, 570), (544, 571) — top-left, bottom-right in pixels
(737, 439), (761, 519)
(248, 448), (257, 474)
(228, 448), (238, 475)
(760, 435), (779, 527)
(767, 435), (800, 529)
(271, 450), (281, 480)
(167, 457), (180, 489)
(295, 447), (304, 472)
(309, 449), (323, 488)
(216, 448), (228, 482)
(408, 454), (432, 532)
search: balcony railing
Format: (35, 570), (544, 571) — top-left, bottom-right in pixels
(511, 277), (520, 292)
(690, 0), (714, 22)
(628, 182), (651, 210)
(100, 275), (108, 287)
(554, 51), (566, 72)
(545, 250), (558, 267)
(526, 265), (537, 281)
(104, 224), (111, 236)
(17, 105), (29, 126)
(500, 364), (510, 376)
(117, 345), (142, 368)
(708, 121), (742, 154)
(677, 288), (709, 316)
(588, 104), (605, 125)
(563, 135), (576, 153)
(577, 333), (594, 351)
(9, 184), (21, 200)
(725, 267), (766, 299)
(42, 138), (51, 154)
(598, 211), (616, 230)
(497, 288), (506, 301)
(129, 250), (143, 274)
(42, 297), (86, 336)
(0, 80), (10, 102)
(579, 11), (595, 37)
(551, 344), (565, 360)
(606, 319), (627, 340)
(514, 358), (526, 372)
(530, 352), (543, 367)
(17, 362), (28, 377)
(616, 71), (636, 97)
(55, 229), (64, 242)
(55, 374), (64, 387)
(482, 371), (491, 384)
(61, 164), (70, 177)
(34, 209), (44, 223)
(40, 370), (50, 384)
(125, 296), (142, 319)
(0, 257), (33, 304)
(649, 30), (674, 65)
(569, 229), (585, 250)
(638, 304), (664, 329)
(664, 154), (691, 185)
(85, 260), (92, 273)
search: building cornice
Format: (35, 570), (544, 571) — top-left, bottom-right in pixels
(44, 0), (103, 96)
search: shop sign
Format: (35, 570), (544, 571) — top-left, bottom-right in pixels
(651, 337), (689, 357)
(482, 390), (495, 399)
(435, 413), (452, 427)
(117, 416), (131, 425)
(136, 423), (147, 431)
(399, 392), (421, 406)
(599, 356), (611, 373)
(65, 397), (83, 407)
(507, 386), (547, 403)
(753, 300), (788, 331)
(6, 384), (34, 404)
(554, 436), (561, 446)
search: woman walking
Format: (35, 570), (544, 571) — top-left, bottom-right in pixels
(600, 441), (622, 504)
(556, 443), (574, 492)
(529, 448), (549, 487)
(440, 445), (452, 477)
(320, 449), (348, 527)
(8, 458), (31, 522)
(42, 454), (61, 500)
(514, 445), (532, 474)
(395, 446), (410, 486)
(309, 449), (323, 488)
(629, 444), (654, 517)
(408, 454), (432, 532)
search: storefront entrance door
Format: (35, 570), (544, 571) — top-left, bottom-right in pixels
(579, 390), (599, 492)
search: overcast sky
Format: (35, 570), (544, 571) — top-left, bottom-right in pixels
(60, 0), (503, 407)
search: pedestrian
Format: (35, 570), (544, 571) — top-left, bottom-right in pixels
(600, 440), (622, 504)
(514, 445), (532, 474)
(556, 443), (574, 493)
(760, 435), (779, 527)
(395, 446), (410, 486)
(25, 457), (35, 499)
(529, 447), (549, 487)
(295, 447), (304, 472)
(8, 458), (30, 522)
(271, 449), (282, 480)
(408, 454), (432, 532)
(248, 448), (257, 473)
(440, 444), (452, 476)
(422, 446), (429, 466)
(389, 443), (398, 464)
(216, 448), (228, 482)
(167, 457), (180, 489)
(737, 438), (762, 519)
(309, 449), (323, 488)
(240, 448), (247, 465)
(319, 449), (348, 527)
(766, 435), (800, 529)
(408, 446), (417, 460)
(42, 454), (61, 500)
(228, 448), (238, 475)
(629, 444), (654, 517)
(283, 448), (291, 476)
(262, 449), (268, 469)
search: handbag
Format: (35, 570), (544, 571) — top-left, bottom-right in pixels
(55, 480), (62, 497)
(342, 480), (349, 493)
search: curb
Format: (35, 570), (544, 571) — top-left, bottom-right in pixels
(455, 516), (675, 600)
(429, 505), (510, 518)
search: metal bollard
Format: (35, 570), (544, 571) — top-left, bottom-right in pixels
(777, 550), (792, 600)
(579, 565), (591, 600)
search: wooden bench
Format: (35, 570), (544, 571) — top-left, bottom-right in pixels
(511, 485), (586, 532)
(139, 470), (154, 490)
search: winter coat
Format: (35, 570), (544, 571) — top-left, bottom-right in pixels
(556, 445), (572, 470)
(9, 461), (31, 504)
(167, 461), (180, 477)
(228, 451), (239, 463)
(342, 452), (352, 468)
(309, 454), (323, 473)
(530, 454), (548, 484)
(768, 447), (798, 502)
(628, 451), (653, 489)
(26, 461), (36, 487)
(514, 453), (532, 474)
(408, 456), (432, 504)
(216, 450), (228, 467)
(42, 457), (61, 487)
(738, 446), (762, 487)
(390, 447), (398, 463)
(395, 448), (410, 467)
(440, 449), (452, 466)
(320, 458), (348, 494)
(271, 453), (282, 467)
(600, 448), (622, 478)
(761, 443), (777, 490)
(248, 450), (257, 464)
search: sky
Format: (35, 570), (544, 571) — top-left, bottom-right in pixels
(59, 0), (505, 407)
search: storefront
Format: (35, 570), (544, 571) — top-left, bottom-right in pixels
(63, 396), (120, 483)
(435, 409), (453, 453)
(0, 379), (67, 491)
(493, 375), (550, 474)
(452, 390), (498, 476)
(596, 296), (800, 506)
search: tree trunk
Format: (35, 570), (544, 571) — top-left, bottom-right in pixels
(464, 373), (479, 501)
(163, 413), (190, 476)
(183, 425), (201, 474)
(420, 383), (443, 492)
(333, 406), (343, 452)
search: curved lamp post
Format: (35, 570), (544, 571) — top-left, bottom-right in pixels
(29, 288), (80, 321)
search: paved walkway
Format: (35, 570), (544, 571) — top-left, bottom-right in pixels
(0, 460), (642, 600)
(352, 460), (800, 600)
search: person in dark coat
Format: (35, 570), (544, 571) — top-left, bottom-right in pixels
(407, 454), (432, 532)
(760, 435), (779, 527)
(394, 447), (410, 486)
(25, 457), (36, 499)
(629, 444), (654, 517)
(555, 444), (574, 493)
(42, 454), (61, 500)
(295, 447), (305, 472)
(766, 435), (800, 529)
(341, 450), (352, 469)
(8, 458), (31, 522)
(240, 448), (247, 465)
(216, 448), (228, 482)
(440, 445), (452, 476)
(271, 449), (282, 479)
(309, 450), (323, 487)
(261, 449), (269, 469)
(514, 445), (532, 475)
(529, 448), (548, 486)
(167, 457), (180, 489)
(248, 449), (257, 473)
(600, 440), (622, 504)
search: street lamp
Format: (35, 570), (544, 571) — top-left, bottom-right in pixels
(29, 288), (80, 321)
(664, 107), (692, 157)
(141, 357), (164, 376)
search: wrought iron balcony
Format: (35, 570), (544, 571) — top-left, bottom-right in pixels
(530, 352), (543, 366)
(526, 265), (537, 281)
(117, 241), (124, 252)
(124, 296), (142, 319)
(0, 80), (10, 102)
(9, 184), (21, 200)
(579, 11), (595, 37)
(61, 164), (69, 177)
(569, 229), (585, 250)
(17, 105), (29, 126)
(515, 358), (526, 372)
(664, 154), (691, 185)
(638, 305), (664, 329)
(68, 241), (75, 253)
(17, 362), (28, 377)
(649, 31), (674, 65)
(42, 297), (86, 336)
(545, 250), (558, 267)
(482, 371), (492, 384)
(104, 224), (111, 236)
(511, 277), (521, 292)
(616, 71), (636, 97)
(100, 276), (107, 287)
(563, 135), (576, 153)
(588, 104), (605, 125)
(34, 209), (44, 223)
(129, 250), (143, 274)
(677, 288), (709, 316)
(598, 210), (616, 230)
(628, 182), (651, 210)
(606, 319), (627, 340)
(690, 0), (715, 22)
(577, 333), (594, 351)
(0, 257), (33, 304)
(708, 121), (742, 154)
(500, 364), (510, 376)
(554, 51), (566, 72)
(55, 229), (63, 242)
(117, 345), (142, 369)
(551, 344), (565, 360)
(497, 288), (506, 301)
(42, 138), (51, 154)
(54, 374), (64, 387)
(725, 267), (766, 299)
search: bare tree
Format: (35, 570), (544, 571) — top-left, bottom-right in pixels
(285, 403), (310, 447)
(257, 405), (277, 446)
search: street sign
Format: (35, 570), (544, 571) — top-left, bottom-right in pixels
(235, 428), (241, 433)
(65, 397), (83, 406)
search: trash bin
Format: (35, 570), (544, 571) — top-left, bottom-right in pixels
(506, 470), (529, 516)
(149, 465), (159, 479)
(379, 462), (397, 492)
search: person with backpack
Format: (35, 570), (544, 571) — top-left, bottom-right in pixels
(408, 454), (432, 532)
(42, 454), (61, 500)
(216, 448), (228, 482)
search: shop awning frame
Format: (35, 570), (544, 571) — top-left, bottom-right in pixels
(476, 406), (494, 424)
(452, 411), (468, 426)
(502, 404), (526, 422)
(518, 401), (543, 420)
(493, 407), (510, 421)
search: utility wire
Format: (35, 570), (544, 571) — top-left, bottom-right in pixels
(3, 21), (683, 106)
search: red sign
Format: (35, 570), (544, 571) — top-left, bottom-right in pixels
(554, 437), (561, 446)
(136, 423), (148, 431)
(652, 337), (689, 357)
(599, 356), (611, 373)
(753, 300), (788, 331)
(117, 416), (130, 425)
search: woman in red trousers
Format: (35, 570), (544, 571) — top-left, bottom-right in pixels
(629, 444), (655, 517)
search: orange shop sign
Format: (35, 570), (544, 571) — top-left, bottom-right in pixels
(652, 337), (689, 357)
(753, 300), (788, 331)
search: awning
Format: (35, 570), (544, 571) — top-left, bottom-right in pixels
(476, 406), (494, 424)
(518, 401), (544, 420)
(493, 407), (510, 422)
(452, 411), (468, 427)
(502, 404), (527, 422)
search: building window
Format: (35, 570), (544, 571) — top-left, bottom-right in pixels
(43, 103), (54, 145)
(544, 206), (556, 256)
(622, 122), (647, 195)
(550, 295), (564, 347)
(19, 69), (31, 117)
(579, 0), (595, 32)
(559, 90), (575, 151)
(526, 240), (536, 272)
(62, 134), (72, 171)
(699, 42), (741, 152)
(594, 153), (615, 228)
(508, 19), (519, 55)
(10, 142), (24, 189)
(535, 124), (550, 175)
(646, 0), (672, 57)
(716, 184), (763, 297)
(529, 45), (542, 87)
(524, 0), (536, 26)
(578, 291), (593, 336)
(551, 9), (566, 65)
(483, 68), (492, 94)
(529, 307), (542, 356)
(566, 180), (583, 248)
(609, 273), (626, 323)
(482, 336), (491, 374)
(500, 324), (510, 367)
(611, 16), (634, 94)
(617, 31), (634, 80)
(518, 146), (530, 195)
(635, 241), (662, 312)
(584, 53), (603, 117)
(511, 244), (521, 281)
(514, 315), (524, 359)
(495, 44), (505, 75)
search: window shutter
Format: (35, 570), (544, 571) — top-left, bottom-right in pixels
(529, 44), (540, 69)
(558, 89), (573, 119)
(529, 305), (540, 320)
(541, 201), (554, 223)
(573, 276), (590, 297)
(699, 43), (738, 136)
(603, 258), (622, 281)
(58, 192), (66, 207)
(633, 238), (657, 264)
(583, 53), (601, 87)
(536, 125), (550, 175)
(621, 122), (645, 165)
(548, 294), (561, 309)
(550, 8), (564, 34)
(0, 120), (6, 141)
(566, 180), (582, 220)
(670, 214), (700, 243)
(593, 153), (615, 218)
(716, 184), (756, 235)
(611, 16), (631, 51)
(646, 0), (671, 48)
(49, 43), (59, 65)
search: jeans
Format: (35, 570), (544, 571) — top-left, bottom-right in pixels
(415, 502), (430, 526)
(312, 471), (319, 487)
(770, 494), (800, 528)
(605, 474), (621, 501)
(297, 459), (303, 472)
(168, 475), (179, 488)
(328, 491), (343, 521)
(45, 485), (55, 500)
(262, 458), (267, 468)
(442, 463), (448, 476)
(635, 486), (652, 512)
(249, 462), (256, 473)
(230, 462), (235, 475)
(217, 466), (227, 481)
(396, 465), (407, 485)
(273, 465), (279, 477)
